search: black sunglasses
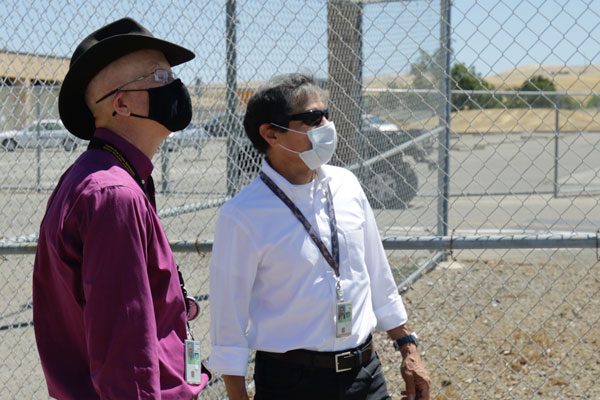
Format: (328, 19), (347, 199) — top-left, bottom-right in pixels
(286, 108), (329, 127)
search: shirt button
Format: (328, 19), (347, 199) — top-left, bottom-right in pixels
(141, 179), (145, 184)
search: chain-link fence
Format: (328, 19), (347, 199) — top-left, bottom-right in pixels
(1, 0), (599, 399)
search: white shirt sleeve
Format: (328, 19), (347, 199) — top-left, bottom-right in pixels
(361, 193), (408, 331)
(207, 210), (260, 376)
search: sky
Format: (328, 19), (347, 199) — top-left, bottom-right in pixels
(451, 0), (600, 77)
(0, 0), (598, 84)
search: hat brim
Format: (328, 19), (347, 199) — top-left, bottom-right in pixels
(59, 34), (195, 140)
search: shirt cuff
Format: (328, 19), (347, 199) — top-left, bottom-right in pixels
(207, 345), (250, 376)
(374, 296), (408, 331)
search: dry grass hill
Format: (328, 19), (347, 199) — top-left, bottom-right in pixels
(365, 64), (600, 95)
(485, 64), (600, 95)
(402, 108), (600, 134)
(366, 64), (600, 134)
(450, 108), (600, 133)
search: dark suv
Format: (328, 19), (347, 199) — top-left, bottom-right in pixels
(354, 114), (433, 208)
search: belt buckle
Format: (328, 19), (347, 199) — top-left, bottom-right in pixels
(335, 351), (353, 373)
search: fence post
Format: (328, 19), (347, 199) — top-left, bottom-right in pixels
(225, 0), (237, 117)
(553, 92), (561, 198)
(35, 86), (41, 192)
(327, 0), (363, 166)
(437, 0), (451, 243)
(225, 0), (239, 196)
(161, 146), (169, 194)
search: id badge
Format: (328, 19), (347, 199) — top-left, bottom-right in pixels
(185, 340), (202, 384)
(336, 302), (352, 337)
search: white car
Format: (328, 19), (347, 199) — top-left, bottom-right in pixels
(162, 123), (209, 152)
(362, 114), (399, 133)
(0, 119), (80, 151)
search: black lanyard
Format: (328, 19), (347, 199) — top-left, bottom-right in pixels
(260, 171), (340, 277)
(88, 137), (146, 193)
(87, 136), (196, 320)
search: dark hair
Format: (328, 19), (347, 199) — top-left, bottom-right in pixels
(243, 73), (322, 153)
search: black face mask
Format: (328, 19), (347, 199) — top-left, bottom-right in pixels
(130, 79), (192, 132)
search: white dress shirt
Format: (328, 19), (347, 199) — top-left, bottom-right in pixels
(207, 160), (408, 376)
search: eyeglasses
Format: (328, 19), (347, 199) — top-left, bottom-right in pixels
(95, 67), (176, 104)
(285, 108), (329, 126)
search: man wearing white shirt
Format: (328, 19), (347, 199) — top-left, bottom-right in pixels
(208, 73), (430, 400)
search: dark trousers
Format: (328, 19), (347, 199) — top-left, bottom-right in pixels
(253, 350), (391, 400)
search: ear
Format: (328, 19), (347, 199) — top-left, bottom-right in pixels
(111, 92), (131, 117)
(258, 123), (282, 147)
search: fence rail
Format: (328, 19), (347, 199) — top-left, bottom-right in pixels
(3, 233), (598, 255)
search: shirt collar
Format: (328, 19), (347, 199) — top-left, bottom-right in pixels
(260, 159), (332, 198)
(92, 128), (154, 182)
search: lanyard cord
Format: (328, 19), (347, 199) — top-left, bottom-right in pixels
(88, 137), (193, 317)
(259, 171), (340, 277)
(88, 138), (146, 192)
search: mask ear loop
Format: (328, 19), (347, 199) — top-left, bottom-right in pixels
(110, 87), (153, 118)
(111, 111), (150, 119)
(278, 143), (302, 154)
(270, 122), (308, 135)
(270, 122), (310, 155)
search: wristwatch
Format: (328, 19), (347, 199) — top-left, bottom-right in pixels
(393, 332), (419, 350)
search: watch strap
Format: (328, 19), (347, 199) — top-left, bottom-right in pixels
(394, 332), (418, 349)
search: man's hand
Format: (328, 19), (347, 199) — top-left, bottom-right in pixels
(222, 375), (249, 400)
(387, 325), (431, 400)
(399, 343), (431, 400)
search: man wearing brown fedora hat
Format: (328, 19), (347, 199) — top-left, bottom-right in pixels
(33, 18), (210, 399)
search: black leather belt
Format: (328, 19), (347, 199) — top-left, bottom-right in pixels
(257, 335), (373, 373)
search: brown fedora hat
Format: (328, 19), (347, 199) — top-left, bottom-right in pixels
(59, 17), (195, 139)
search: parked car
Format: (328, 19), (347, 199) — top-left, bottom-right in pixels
(203, 113), (244, 137)
(225, 128), (263, 196)
(362, 114), (399, 133)
(162, 123), (209, 152)
(0, 119), (80, 151)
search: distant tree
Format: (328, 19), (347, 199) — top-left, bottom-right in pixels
(407, 48), (446, 112)
(378, 82), (401, 111)
(522, 75), (556, 91)
(363, 94), (378, 113)
(410, 48), (444, 90)
(451, 63), (499, 110)
(508, 75), (556, 108)
(586, 95), (600, 108)
(559, 95), (580, 110)
(410, 55), (434, 89)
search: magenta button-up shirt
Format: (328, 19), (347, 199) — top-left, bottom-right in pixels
(33, 129), (208, 399)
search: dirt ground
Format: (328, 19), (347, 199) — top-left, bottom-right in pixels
(173, 247), (599, 400)
(377, 248), (600, 400)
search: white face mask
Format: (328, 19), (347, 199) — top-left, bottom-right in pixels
(272, 121), (338, 170)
